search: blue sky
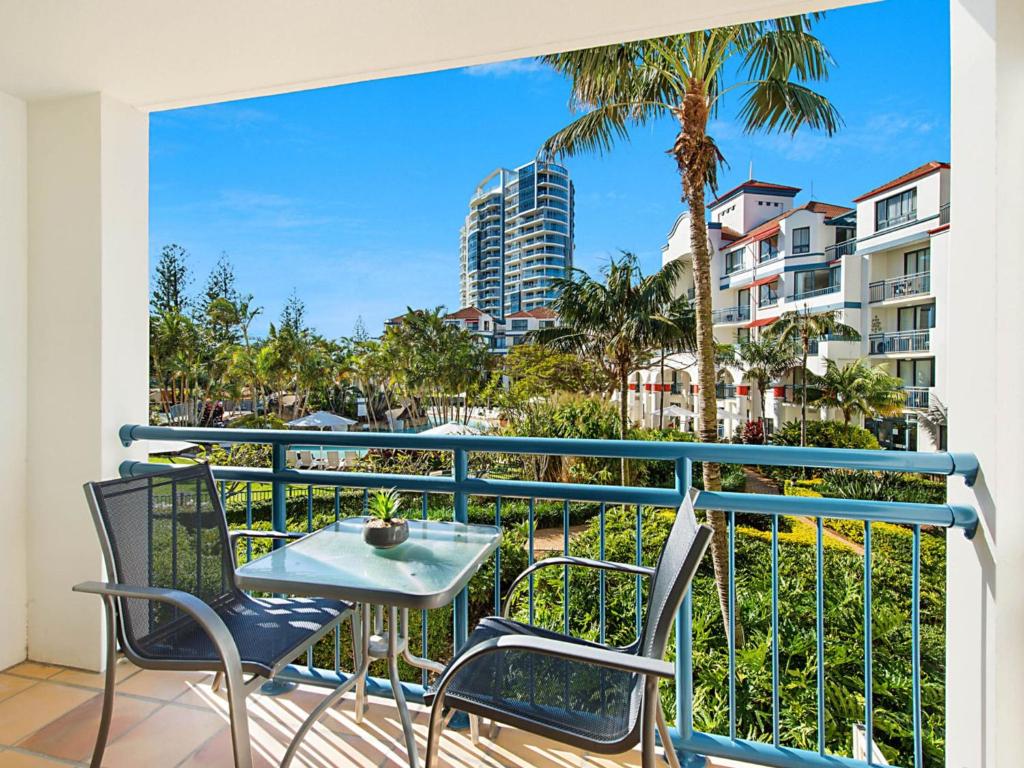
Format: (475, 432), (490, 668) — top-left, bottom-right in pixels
(150, 0), (949, 339)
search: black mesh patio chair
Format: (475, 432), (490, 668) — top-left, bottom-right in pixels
(423, 489), (712, 768)
(73, 463), (358, 768)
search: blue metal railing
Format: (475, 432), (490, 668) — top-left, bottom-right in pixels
(119, 424), (978, 768)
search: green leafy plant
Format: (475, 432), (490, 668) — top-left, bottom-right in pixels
(366, 487), (403, 525)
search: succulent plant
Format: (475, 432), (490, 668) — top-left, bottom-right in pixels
(366, 487), (403, 525)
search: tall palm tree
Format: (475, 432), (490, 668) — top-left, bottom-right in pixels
(765, 307), (860, 445)
(540, 20), (840, 641)
(811, 358), (906, 424)
(735, 336), (799, 425)
(530, 253), (693, 483)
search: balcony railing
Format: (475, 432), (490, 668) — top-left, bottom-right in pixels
(790, 284), (841, 302)
(939, 203), (950, 226)
(904, 386), (931, 409)
(825, 238), (858, 259)
(119, 424), (978, 768)
(711, 305), (751, 324)
(715, 383), (736, 399)
(869, 272), (931, 303)
(869, 329), (931, 355)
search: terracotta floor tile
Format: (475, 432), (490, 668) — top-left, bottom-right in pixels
(0, 750), (77, 767)
(17, 692), (158, 763)
(0, 676), (37, 705)
(50, 659), (138, 690)
(0, 683), (96, 745)
(101, 703), (225, 768)
(115, 669), (211, 701)
(1, 663), (61, 681)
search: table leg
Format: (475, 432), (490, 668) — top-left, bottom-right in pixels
(400, 608), (445, 675)
(281, 605), (369, 768)
(355, 603), (369, 724)
(388, 605), (420, 768)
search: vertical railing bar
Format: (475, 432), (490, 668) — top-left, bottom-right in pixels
(771, 513), (780, 747)
(306, 483), (314, 670)
(421, 491), (430, 687)
(816, 517), (825, 755)
(271, 444), (287, 546)
(334, 487), (340, 522)
(245, 483), (253, 563)
(635, 502), (643, 639)
(864, 520), (874, 766)
(494, 497), (503, 616)
(528, 497), (535, 626)
(674, 457), (694, 744)
(728, 509), (736, 740)
(452, 448), (469, 651)
(195, 478), (203, 599)
(362, 488), (368, 514)
(598, 502), (607, 645)
(563, 499), (570, 636)
(911, 524), (922, 768)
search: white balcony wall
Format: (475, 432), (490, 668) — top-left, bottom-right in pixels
(25, 94), (148, 669)
(0, 90), (29, 669)
(855, 168), (948, 253)
(948, 0), (1024, 765)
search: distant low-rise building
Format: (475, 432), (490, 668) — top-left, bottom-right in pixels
(443, 305), (558, 353)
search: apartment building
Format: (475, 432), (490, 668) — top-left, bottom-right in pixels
(459, 158), (574, 318)
(635, 162), (950, 452)
(442, 306), (558, 353)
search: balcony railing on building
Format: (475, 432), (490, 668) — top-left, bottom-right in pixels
(715, 383), (737, 399)
(903, 386), (930, 409)
(939, 202), (950, 226)
(712, 304), (751, 324)
(790, 283), (841, 302)
(825, 238), (857, 259)
(118, 423), (978, 768)
(869, 272), (931, 303)
(869, 329), (930, 355)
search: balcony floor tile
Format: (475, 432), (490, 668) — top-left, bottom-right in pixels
(0, 681), (95, 745)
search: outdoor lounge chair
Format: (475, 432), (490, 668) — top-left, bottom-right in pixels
(324, 450), (342, 470)
(73, 463), (358, 768)
(423, 489), (712, 768)
(286, 449), (300, 468)
(298, 450), (323, 470)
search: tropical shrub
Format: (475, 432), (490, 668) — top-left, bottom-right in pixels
(771, 420), (880, 450)
(819, 470), (946, 505)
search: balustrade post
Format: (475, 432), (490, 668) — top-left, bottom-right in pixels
(452, 447), (469, 651)
(674, 456), (702, 766)
(272, 444), (287, 545)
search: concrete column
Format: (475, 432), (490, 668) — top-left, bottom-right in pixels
(0, 91), (29, 669)
(947, 0), (1024, 765)
(26, 94), (148, 670)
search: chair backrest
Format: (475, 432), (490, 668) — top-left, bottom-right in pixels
(637, 489), (713, 661)
(84, 463), (237, 655)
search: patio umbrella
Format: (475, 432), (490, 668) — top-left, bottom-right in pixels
(652, 404), (695, 418)
(420, 422), (482, 436)
(287, 411), (357, 431)
(716, 408), (743, 422)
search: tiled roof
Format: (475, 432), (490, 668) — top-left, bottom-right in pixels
(710, 179), (801, 208)
(726, 201), (853, 248)
(852, 161), (950, 203)
(506, 307), (558, 320)
(445, 306), (487, 320)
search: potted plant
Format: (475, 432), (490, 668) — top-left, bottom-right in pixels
(363, 488), (409, 548)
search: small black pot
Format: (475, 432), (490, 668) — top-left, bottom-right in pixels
(363, 519), (409, 549)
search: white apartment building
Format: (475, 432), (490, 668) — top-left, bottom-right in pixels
(459, 159), (574, 318)
(633, 180), (863, 438)
(635, 163), (951, 452)
(442, 306), (558, 353)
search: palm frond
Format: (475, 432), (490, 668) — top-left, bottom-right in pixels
(738, 79), (842, 136)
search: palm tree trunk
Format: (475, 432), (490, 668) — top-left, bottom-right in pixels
(800, 342), (809, 447)
(618, 367), (629, 486)
(678, 97), (742, 647)
(658, 349), (666, 430)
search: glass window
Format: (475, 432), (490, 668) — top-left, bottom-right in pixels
(898, 358), (935, 387)
(759, 236), (779, 262)
(737, 288), (750, 308)
(725, 250), (744, 274)
(875, 188), (917, 231)
(758, 281), (779, 307)
(904, 247), (931, 275)
(898, 302), (936, 330)
(736, 327), (751, 345)
(510, 320), (527, 331)
(791, 227), (810, 254)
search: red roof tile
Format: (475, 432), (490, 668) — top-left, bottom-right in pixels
(710, 179), (801, 207)
(852, 161), (950, 203)
(506, 307), (558, 320)
(726, 201), (853, 248)
(445, 306), (487, 320)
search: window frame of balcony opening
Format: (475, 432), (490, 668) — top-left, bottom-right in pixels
(903, 246), (931, 275)
(725, 248), (744, 274)
(898, 302), (936, 331)
(759, 235), (780, 262)
(875, 187), (918, 231)
(791, 226), (811, 255)
(736, 327), (751, 345)
(898, 357), (935, 388)
(758, 280), (779, 307)
(510, 319), (528, 332)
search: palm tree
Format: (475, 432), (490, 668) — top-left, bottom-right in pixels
(735, 336), (799, 426)
(765, 307), (860, 445)
(811, 358), (906, 424)
(540, 21), (840, 641)
(530, 253), (693, 483)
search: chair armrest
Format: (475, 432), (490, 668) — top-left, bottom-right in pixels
(73, 581), (243, 674)
(228, 530), (306, 565)
(503, 557), (655, 618)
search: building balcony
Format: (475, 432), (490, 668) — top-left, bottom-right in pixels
(869, 329), (931, 355)
(939, 202), (950, 226)
(868, 272), (931, 303)
(825, 238), (858, 259)
(715, 382), (737, 398)
(789, 284), (841, 302)
(712, 304), (751, 324)
(904, 386), (931, 409)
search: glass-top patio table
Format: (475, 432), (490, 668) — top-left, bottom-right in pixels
(236, 516), (502, 768)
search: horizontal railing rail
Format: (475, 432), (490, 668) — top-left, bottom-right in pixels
(120, 424), (979, 768)
(711, 305), (751, 324)
(868, 272), (931, 303)
(869, 329), (931, 355)
(825, 238), (858, 259)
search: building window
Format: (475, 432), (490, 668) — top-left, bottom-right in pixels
(540, 320), (555, 328)
(898, 302), (936, 331)
(510, 320), (527, 331)
(791, 227), (810, 255)
(759, 236), (779, 262)
(904, 247), (930, 275)
(898, 357), (935, 387)
(875, 188), (917, 231)
(725, 250), (744, 274)
(758, 281), (779, 307)
(736, 327), (751, 345)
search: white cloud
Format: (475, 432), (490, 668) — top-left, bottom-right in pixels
(462, 58), (549, 78)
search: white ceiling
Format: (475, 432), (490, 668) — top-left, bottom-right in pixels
(0, 0), (861, 111)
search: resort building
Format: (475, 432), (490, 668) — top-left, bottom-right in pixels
(459, 158), (574, 319)
(442, 306), (558, 353)
(632, 180), (863, 438)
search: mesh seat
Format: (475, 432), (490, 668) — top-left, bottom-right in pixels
(89, 464), (351, 676)
(425, 616), (641, 749)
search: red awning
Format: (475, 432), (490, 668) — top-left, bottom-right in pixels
(746, 316), (778, 328)
(749, 274), (780, 289)
(754, 225), (780, 242)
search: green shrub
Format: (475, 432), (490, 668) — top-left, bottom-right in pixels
(819, 470), (946, 505)
(771, 420), (880, 451)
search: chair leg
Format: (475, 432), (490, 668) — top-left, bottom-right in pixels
(89, 597), (118, 768)
(469, 713), (481, 746)
(223, 664), (255, 768)
(656, 706), (682, 768)
(424, 694), (447, 768)
(211, 671), (224, 692)
(640, 679), (660, 768)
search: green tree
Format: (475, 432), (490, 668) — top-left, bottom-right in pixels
(765, 308), (860, 445)
(540, 21), (840, 642)
(735, 336), (799, 425)
(811, 358), (906, 424)
(151, 244), (192, 314)
(199, 253), (240, 345)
